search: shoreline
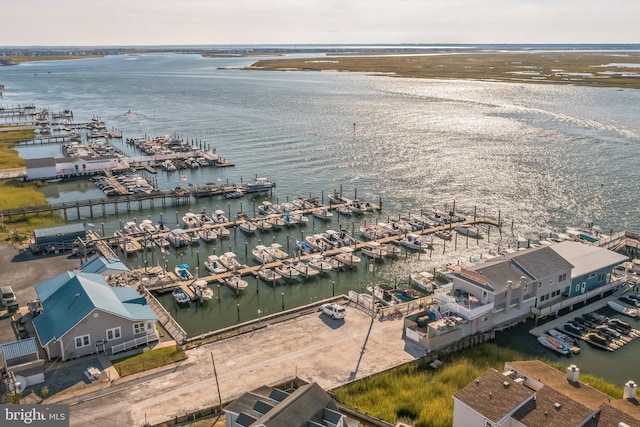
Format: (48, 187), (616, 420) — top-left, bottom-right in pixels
(246, 51), (640, 90)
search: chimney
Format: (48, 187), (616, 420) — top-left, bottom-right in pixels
(505, 281), (513, 314)
(623, 381), (637, 399)
(567, 365), (580, 383)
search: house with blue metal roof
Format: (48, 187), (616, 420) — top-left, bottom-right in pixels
(32, 271), (159, 361)
(80, 256), (130, 277)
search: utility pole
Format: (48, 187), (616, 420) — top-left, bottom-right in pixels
(211, 352), (223, 414)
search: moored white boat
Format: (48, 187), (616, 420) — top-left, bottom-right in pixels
(225, 273), (249, 291)
(123, 221), (142, 235)
(197, 226), (218, 242)
(239, 221), (258, 234)
(245, 177), (275, 192)
(191, 279), (214, 301)
(312, 207), (334, 220)
(139, 219), (157, 234)
(608, 300), (638, 318)
(290, 261), (321, 278)
(274, 263), (301, 280)
(410, 271), (435, 293)
(174, 264), (193, 281)
(182, 212), (201, 228)
(219, 251), (242, 271)
(257, 267), (282, 283)
(360, 242), (387, 259)
(435, 229), (452, 240)
(253, 245), (274, 264)
(334, 247), (361, 267)
(455, 225), (481, 238)
(172, 289), (190, 305)
(266, 243), (289, 261)
(254, 218), (273, 232)
(381, 243), (401, 257)
(213, 209), (229, 224)
(307, 255), (334, 273)
(204, 255), (227, 275)
(399, 233), (433, 251)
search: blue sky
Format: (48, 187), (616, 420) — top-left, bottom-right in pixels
(2, 0), (638, 46)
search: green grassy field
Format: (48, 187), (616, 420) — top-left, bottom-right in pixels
(0, 128), (63, 242)
(112, 345), (187, 377)
(248, 51), (640, 90)
(332, 343), (623, 427)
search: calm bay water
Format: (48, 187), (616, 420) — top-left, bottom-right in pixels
(2, 51), (640, 385)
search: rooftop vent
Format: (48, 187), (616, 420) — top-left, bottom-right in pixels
(503, 381), (510, 389)
(554, 402), (562, 410)
(567, 365), (580, 383)
(74, 293), (80, 299)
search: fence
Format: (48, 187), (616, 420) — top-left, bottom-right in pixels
(111, 332), (160, 355)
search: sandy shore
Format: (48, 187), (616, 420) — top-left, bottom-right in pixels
(247, 51), (640, 89)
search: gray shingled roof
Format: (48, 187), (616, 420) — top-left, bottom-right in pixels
(549, 241), (628, 279)
(512, 383), (596, 426)
(24, 157), (56, 169)
(511, 247), (574, 279)
(454, 369), (535, 423)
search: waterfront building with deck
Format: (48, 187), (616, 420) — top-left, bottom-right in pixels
(404, 243), (630, 352)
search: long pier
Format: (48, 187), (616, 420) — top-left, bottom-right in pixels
(87, 203), (498, 297)
(0, 191), (193, 221)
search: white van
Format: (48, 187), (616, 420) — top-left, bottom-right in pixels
(1, 286), (17, 306)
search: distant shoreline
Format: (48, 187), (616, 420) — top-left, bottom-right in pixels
(245, 51), (640, 90)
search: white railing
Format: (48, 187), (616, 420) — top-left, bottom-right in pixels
(434, 292), (494, 321)
(111, 332), (160, 355)
(531, 278), (626, 317)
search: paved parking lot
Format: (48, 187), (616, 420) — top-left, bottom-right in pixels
(55, 306), (422, 426)
(0, 243), (424, 426)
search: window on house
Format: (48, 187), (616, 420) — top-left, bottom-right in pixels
(106, 327), (121, 341)
(589, 272), (596, 279)
(575, 284), (580, 291)
(75, 334), (90, 349)
(485, 420), (494, 427)
(558, 273), (567, 281)
(133, 322), (145, 335)
(599, 273), (605, 281)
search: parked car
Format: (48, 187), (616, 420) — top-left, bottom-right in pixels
(320, 303), (346, 320)
(1, 286), (16, 306)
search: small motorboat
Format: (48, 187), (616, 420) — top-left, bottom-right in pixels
(455, 225), (481, 238)
(175, 264), (193, 281)
(333, 247), (361, 267)
(172, 289), (190, 305)
(253, 245), (274, 264)
(257, 267), (282, 283)
(435, 230), (452, 240)
(225, 273), (249, 291)
(204, 255), (227, 275)
(411, 271), (435, 293)
(399, 234), (431, 251)
(274, 263), (301, 280)
(191, 279), (214, 301)
(537, 334), (570, 355)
